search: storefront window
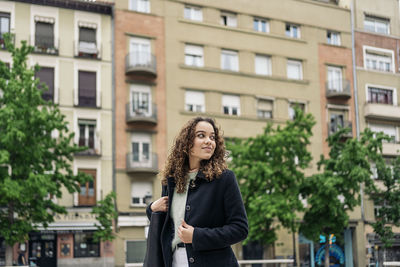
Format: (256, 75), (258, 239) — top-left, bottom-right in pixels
(74, 232), (99, 258)
(0, 238), (5, 266)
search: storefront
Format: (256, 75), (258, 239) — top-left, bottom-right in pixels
(367, 233), (400, 266)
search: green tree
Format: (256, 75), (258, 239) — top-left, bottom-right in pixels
(364, 128), (400, 248)
(92, 192), (118, 242)
(300, 128), (373, 267)
(227, 108), (315, 249)
(0, 34), (90, 265)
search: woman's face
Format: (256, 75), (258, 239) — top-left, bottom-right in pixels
(189, 121), (216, 163)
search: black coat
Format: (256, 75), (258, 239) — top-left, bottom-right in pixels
(146, 169), (248, 267)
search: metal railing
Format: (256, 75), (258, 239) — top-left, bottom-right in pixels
(126, 152), (158, 173)
(74, 40), (101, 59)
(76, 137), (101, 156)
(125, 102), (157, 123)
(125, 52), (157, 76)
(30, 35), (59, 55)
(325, 79), (351, 98)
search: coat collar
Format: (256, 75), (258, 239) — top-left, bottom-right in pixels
(167, 170), (208, 186)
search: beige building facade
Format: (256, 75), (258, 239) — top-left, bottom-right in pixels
(0, 0), (114, 266)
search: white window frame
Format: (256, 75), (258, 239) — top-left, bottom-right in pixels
(185, 44), (204, 67)
(30, 56), (59, 104)
(131, 181), (153, 207)
(285, 23), (300, 38)
(221, 49), (239, 72)
(131, 133), (152, 165)
(130, 84), (152, 116)
(257, 98), (274, 119)
(0, 2), (15, 35)
(287, 59), (303, 80)
(327, 66), (343, 92)
(220, 11), (237, 27)
(364, 15), (390, 35)
(253, 18), (269, 33)
(73, 61), (101, 107)
(30, 5), (59, 53)
(130, 37), (151, 65)
(365, 84), (397, 105)
(363, 46), (395, 73)
(327, 31), (341, 46)
(74, 12), (101, 58)
(222, 94), (240, 116)
(185, 90), (205, 113)
(255, 54), (271, 76)
(129, 0), (150, 13)
(184, 5), (202, 21)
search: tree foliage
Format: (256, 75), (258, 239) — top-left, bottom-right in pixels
(227, 108), (315, 244)
(0, 33), (90, 251)
(92, 192), (118, 242)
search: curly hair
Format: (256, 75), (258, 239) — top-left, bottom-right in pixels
(162, 117), (227, 193)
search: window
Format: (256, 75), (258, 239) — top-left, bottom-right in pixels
(35, 67), (54, 102)
(327, 66), (343, 92)
(364, 15), (390, 34)
(287, 60), (302, 80)
(184, 5), (202, 21)
(257, 99), (273, 119)
(289, 102), (305, 120)
(369, 124), (397, 143)
(129, 37), (151, 67)
(220, 11), (237, 27)
(34, 18), (57, 54)
(131, 134), (151, 167)
(126, 241), (146, 264)
(130, 84), (151, 116)
(222, 94), (240, 116)
(78, 25), (98, 58)
(74, 232), (99, 257)
(365, 50), (393, 72)
(368, 87), (393, 105)
(0, 12), (10, 48)
(254, 18), (269, 33)
(185, 90), (205, 112)
(286, 23), (300, 38)
(78, 71), (97, 107)
(131, 182), (152, 206)
(78, 119), (97, 152)
(221, 49), (239, 71)
(77, 169), (96, 206)
(129, 0), (150, 13)
(327, 31), (340, 45)
(329, 113), (347, 135)
(255, 55), (271, 76)
(185, 44), (204, 67)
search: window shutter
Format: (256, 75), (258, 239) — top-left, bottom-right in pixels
(79, 27), (96, 43)
(36, 67), (54, 101)
(35, 22), (54, 46)
(78, 71), (96, 107)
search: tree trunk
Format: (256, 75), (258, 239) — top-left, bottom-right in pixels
(324, 242), (330, 267)
(5, 244), (13, 266)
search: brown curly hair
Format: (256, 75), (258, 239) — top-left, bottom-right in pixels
(162, 117), (227, 193)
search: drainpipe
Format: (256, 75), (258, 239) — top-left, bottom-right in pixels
(350, 0), (364, 221)
(111, 4), (118, 232)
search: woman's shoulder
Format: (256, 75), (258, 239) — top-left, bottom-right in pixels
(218, 169), (236, 181)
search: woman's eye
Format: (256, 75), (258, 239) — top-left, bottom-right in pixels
(198, 134), (204, 138)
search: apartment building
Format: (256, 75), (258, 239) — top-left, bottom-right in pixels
(353, 0), (400, 265)
(163, 0), (352, 265)
(112, 0), (166, 266)
(0, 1), (113, 266)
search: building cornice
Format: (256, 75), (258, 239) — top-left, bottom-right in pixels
(11, 0), (113, 15)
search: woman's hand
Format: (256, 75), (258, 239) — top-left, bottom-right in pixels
(178, 220), (194, 243)
(150, 196), (169, 212)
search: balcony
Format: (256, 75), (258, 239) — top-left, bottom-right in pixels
(328, 121), (353, 138)
(364, 103), (400, 122)
(382, 142), (400, 156)
(74, 40), (101, 60)
(125, 52), (157, 77)
(75, 137), (101, 156)
(325, 80), (351, 99)
(126, 153), (158, 174)
(126, 103), (157, 124)
(74, 89), (101, 108)
(31, 35), (59, 55)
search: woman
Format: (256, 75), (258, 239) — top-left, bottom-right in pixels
(146, 117), (248, 267)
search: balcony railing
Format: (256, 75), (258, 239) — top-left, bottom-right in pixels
(364, 103), (400, 121)
(328, 121), (352, 137)
(75, 137), (101, 156)
(30, 35), (59, 55)
(126, 103), (157, 124)
(126, 152), (158, 174)
(382, 142), (400, 156)
(325, 79), (351, 99)
(74, 89), (101, 108)
(125, 52), (157, 77)
(74, 40), (101, 59)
